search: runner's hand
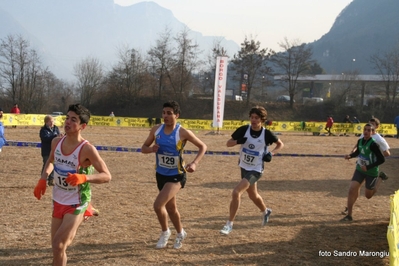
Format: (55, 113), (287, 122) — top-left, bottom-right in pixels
(186, 162), (197, 173)
(66, 173), (87, 186)
(262, 152), (272, 162)
(34, 179), (47, 200)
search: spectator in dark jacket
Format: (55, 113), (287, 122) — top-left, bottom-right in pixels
(40, 115), (61, 186)
(394, 115), (399, 139)
(343, 115), (352, 123)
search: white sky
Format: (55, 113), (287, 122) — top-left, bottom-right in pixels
(114, 0), (353, 51)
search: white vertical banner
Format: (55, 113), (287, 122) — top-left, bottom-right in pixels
(212, 56), (228, 128)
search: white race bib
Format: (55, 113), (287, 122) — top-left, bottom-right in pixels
(357, 157), (369, 166)
(240, 148), (259, 167)
(158, 154), (179, 169)
(54, 167), (77, 192)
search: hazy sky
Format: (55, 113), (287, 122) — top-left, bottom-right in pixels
(114, 0), (353, 51)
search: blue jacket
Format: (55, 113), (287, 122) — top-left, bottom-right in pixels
(40, 125), (60, 156)
(0, 121), (6, 149)
(394, 116), (399, 127)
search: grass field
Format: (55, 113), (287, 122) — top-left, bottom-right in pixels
(0, 126), (397, 265)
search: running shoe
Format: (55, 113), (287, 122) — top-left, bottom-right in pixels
(379, 171), (388, 181)
(92, 207), (100, 216)
(173, 229), (187, 249)
(156, 229), (171, 249)
(340, 215), (353, 222)
(220, 224), (233, 235)
(341, 207), (348, 215)
(262, 208), (272, 226)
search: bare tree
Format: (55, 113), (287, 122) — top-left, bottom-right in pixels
(167, 28), (202, 102)
(147, 27), (174, 99)
(103, 46), (149, 108)
(119, 47), (148, 100)
(230, 36), (273, 105)
(74, 57), (103, 107)
(330, 73), (360, 108)
(0, 35), (29, 105)
(271, 38), (314, 108)
(370, 43), (399, 107)
(0, 34), (50, 113)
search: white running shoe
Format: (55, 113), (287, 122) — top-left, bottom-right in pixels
(262, 208), (272, 226)
(173, 229), (187, 249)
(156, 229), (171, 249)
(220, 224), (233, 235)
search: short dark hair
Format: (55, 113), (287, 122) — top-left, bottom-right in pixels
(249, 106), (267, 122)
(67, 103), (91, 124)
(163, 101), (181, 115)
(364, 123), (375, 130)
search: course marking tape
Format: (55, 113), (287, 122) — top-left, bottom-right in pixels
(5, 141), (399, 158)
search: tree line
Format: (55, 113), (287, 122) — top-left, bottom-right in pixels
(0, 29), (398, 121)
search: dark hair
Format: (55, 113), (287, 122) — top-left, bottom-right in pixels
(163, 101), (181, 115)
(67, 103), (91, 124)
(364, 123), (375, 130)
(249, 106), (267, 122)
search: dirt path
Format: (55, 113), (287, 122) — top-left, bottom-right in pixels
(0, 126), (396, 265)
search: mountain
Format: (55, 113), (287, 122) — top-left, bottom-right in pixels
(1, 0), (398, 80)
(0, 0), (239, 80)
(310, 0), (399, 74)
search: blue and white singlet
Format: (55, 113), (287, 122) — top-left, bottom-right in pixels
(154, 124), (186, 176)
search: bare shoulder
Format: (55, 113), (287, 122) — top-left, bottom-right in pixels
(146, 124), (161, 135)
(51, 136), (63, 145)
(179, 126), (195, 139)
(152, 124), (163, 131)
(82, 141), (97, 153)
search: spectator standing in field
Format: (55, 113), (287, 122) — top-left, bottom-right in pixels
(394, 115), (399, 139)
(109, 111), (115, 117)
(33, 103), (112, 265)
(352, 116), (360, 123)
(0, 108), (6, 152)
(141, 101), (207, 249)
(343, 115), (352, 123)
(10, 103), (20, 128)
(40, 115), (61, 186)
(342, 115), (352, 136)
(220, 106), (284, 235)
(341, 123), (385, 222)
(325, 115), (334, 136)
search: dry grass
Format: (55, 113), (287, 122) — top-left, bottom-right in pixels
(0, 126), (397, 265)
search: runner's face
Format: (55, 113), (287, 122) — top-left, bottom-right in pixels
(250, 114), (262, 129)
(162, 107), (178, 125)
(64, 111), (83, 133)
(363, 126), (372, 138)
